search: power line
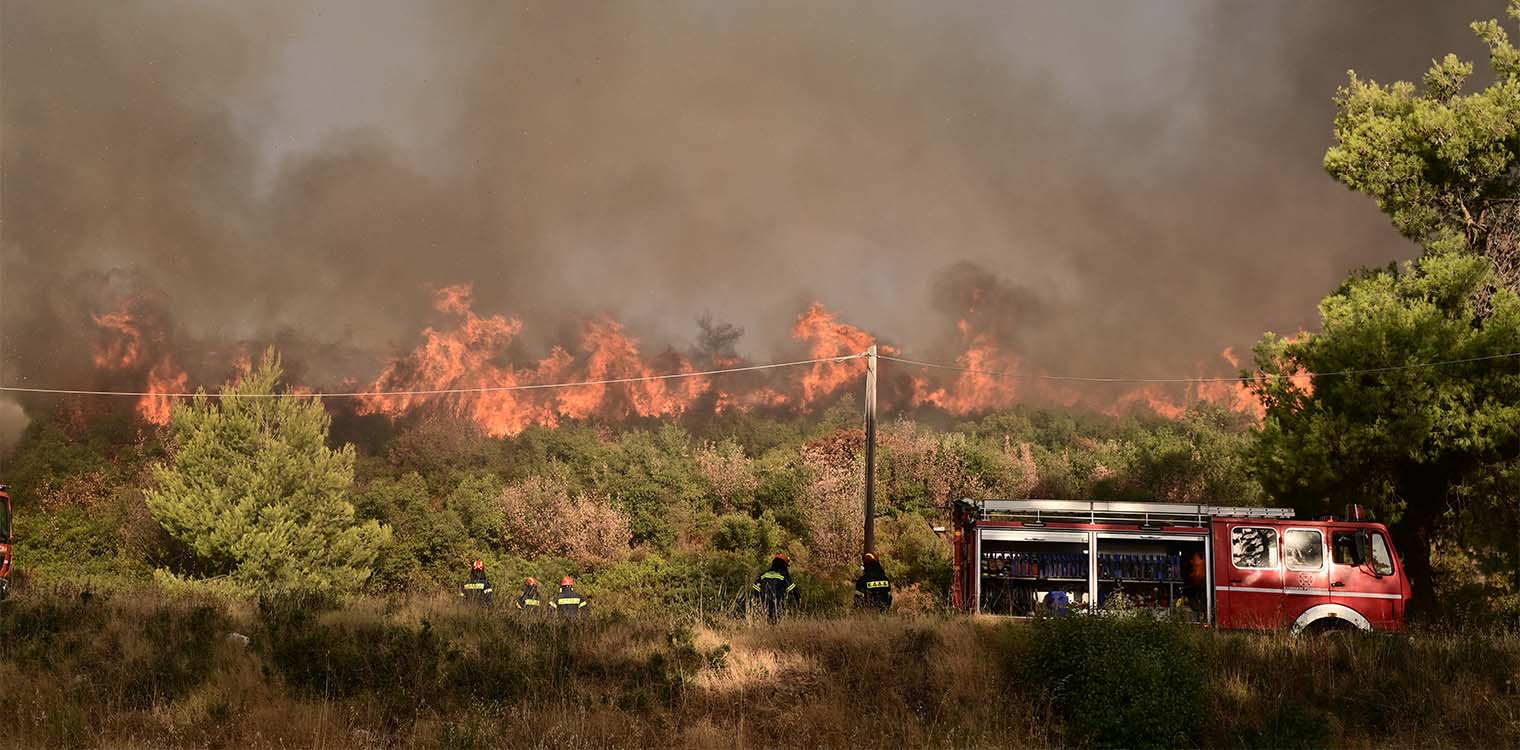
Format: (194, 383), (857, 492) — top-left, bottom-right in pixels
(3, 348), (1517, 399)
(0, 354), (865, 399)
(878, 351), (1520, 384)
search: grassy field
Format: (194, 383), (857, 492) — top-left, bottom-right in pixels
(1, 583), (1517, 749)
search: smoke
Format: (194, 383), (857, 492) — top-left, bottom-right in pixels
(1, 0), (1505, 433)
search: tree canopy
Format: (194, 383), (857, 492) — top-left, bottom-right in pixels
(1252, 253), (1520, 615)
(146, 349), (390, 595)
(1324, 0), (1520, 296)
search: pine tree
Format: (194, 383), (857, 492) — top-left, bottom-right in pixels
(146, 348), (390, 595)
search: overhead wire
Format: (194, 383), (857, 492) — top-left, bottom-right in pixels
(878, 351), (1520, 384)
(2, 348), (1518, 399)
(0, 354), (866, 399)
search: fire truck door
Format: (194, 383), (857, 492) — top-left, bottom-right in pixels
(1216, 523), (1284, 629)
(1280, 528), (1330, 627)
(1330, 527), (1401, 629)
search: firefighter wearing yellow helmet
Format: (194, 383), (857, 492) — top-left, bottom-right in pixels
(854, 552), (892, 611)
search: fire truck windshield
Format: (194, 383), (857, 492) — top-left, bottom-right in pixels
(0, 501), (9, 542)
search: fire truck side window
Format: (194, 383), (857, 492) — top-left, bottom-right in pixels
(1370, 533), (1395, 576)
(1283, 529), (1323, 571)
(1332, 532), (1358, 565)
(1231, 527), (1278, 569)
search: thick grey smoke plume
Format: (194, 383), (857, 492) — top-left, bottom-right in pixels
(0, 1), (1505, 428)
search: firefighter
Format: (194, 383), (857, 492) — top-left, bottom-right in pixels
(751, 553), (800, 624)
(460, 559), (495, 606)
(549, 576), (588, 620)
(516, 577), (543, 613)
(854, 552), (892, 611)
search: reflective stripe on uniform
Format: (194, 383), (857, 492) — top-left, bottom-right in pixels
(520, 598), (540, 606)
(463, 582), (486, 590)
(556, 597), (582, 606)
(866, 580), (890, 589)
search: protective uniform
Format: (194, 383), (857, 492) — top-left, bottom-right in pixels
(751, 554), (800, 624)
(461, 560), (495, 606)
(854, 553), (892, 611)
(516, 577), (543, 613)
(549, 576), (589, 620)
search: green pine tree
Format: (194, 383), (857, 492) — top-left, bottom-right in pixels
(1251, 253), (1520, 617)
(146, 348), (390, 595)
(1324, 0), (1520, 297)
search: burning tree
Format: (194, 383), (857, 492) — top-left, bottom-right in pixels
(145, 349), (390, 595)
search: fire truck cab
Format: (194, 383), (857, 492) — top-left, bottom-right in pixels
(951, 499), (1411, 633)
(0, 484), (11, 600)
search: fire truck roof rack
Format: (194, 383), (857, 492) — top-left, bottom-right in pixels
(960, 498), (1295, 527)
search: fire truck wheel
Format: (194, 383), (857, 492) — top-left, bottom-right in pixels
(1300, 618), (1358, 638)
(1291, 603), (1372, 636)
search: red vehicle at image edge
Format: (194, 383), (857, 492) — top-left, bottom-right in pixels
(951, 499), (1411, 633)
(0, 484), (10, 600)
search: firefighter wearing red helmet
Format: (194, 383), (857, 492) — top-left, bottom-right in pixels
(854, 551), (892, 611)
(460, 559), (495, 606)
(751, 552), (800, 624)
(516, 576), (543, 613)
(549, 575), (588, 620)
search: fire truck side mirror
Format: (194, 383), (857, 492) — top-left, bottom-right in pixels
(1354, 530), (1376, 574)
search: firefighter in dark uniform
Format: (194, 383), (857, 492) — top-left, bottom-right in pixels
(460, 559), (494, 606)
(751, 553), (800, 624)
(854, 552), (892, 611)
(549, 576), (588, 620)
(516, 577), (543, 613)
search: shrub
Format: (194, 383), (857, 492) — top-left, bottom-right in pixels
(497, 474), (632, 566)
(1010, 614), (1207, 748)
(799, 435), (863, 575)
(694, 440), (758, 513)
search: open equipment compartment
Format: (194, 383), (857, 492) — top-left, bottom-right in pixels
(1095, 533), (1208, 620)
(976, 528), (1091, 616)
(956, 499), (1232, 621)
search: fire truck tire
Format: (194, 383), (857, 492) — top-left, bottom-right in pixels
(1290, 603), (1371, 636)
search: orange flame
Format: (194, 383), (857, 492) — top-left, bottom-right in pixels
(792, 303), (879, 408)
(359, 286), (721, 436)
(139, 361), (190, 425)
(92, 286), (1296, 432)
(913, 319), (1021, 414)
(91, 311), (143, 369)
(91, 303), (189, 425)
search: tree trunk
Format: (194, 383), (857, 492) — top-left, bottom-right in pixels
(1390, 470), (1447, 622)
(1389, 512), (1438, 620)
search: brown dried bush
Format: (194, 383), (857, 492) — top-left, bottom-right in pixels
(497, 475), (632, 566)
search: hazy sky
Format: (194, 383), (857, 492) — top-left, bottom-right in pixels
(1, 0), (1509, 417)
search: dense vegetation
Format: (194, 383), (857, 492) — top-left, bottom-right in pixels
(4, 366), (1265, 611)
(1, 587), (1516, 749)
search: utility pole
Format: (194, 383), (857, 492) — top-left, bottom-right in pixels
(864, 345), (877, 555)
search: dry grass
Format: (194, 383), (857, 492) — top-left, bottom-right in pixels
(1, 584), (1516, 748)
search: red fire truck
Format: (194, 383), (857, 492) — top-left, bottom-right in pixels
(951, 499), (1411, 633)
(0, 484), (11, 600)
